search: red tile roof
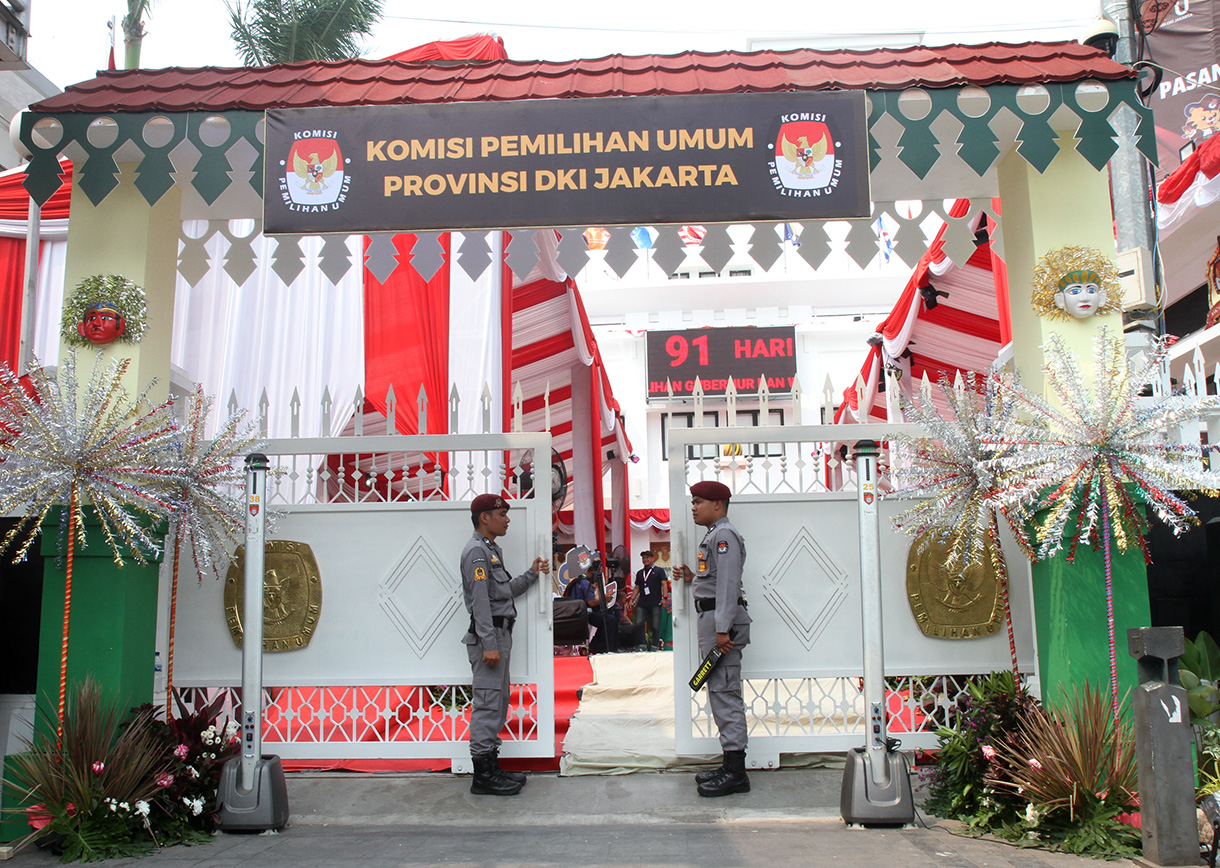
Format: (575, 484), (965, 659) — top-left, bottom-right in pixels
(32, 41), (1132, 114)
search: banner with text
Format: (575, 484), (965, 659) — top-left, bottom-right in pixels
(646, 327), (797, 398)
(264, 92), (869, 235)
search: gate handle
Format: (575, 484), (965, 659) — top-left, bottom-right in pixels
(673, 530), (685, 614)
(539, 534), (548, 615)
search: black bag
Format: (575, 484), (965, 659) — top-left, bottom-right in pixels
(552, 598), (589, 645)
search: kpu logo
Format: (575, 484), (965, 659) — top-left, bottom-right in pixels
(768, 113), (844, 199)
(278, 132), (351, 213)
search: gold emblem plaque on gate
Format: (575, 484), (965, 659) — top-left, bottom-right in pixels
(224, 540), (322, 651)
(906, 530), (1004, 639)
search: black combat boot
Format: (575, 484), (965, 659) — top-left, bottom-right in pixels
(695, 757), (725, 785)
(470, 754), (523, 796)
(697, 750), (750, 797)
(491, 748), (527, 785)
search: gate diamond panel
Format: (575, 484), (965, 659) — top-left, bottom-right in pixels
(379, 535), (461, 658)
(762, 526), (849, 651)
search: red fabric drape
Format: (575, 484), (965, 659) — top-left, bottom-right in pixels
(0, 238), (24, 368)
(387, 35), (508, 63)
(0, 161), (73, 369)
(363, 233), (451, 436)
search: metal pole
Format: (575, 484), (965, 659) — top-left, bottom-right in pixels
(853, 439), (888, 787)
(1102, 0), (1156, 258)
(240, 452), (268, 793)
(18, 194), (39, 374)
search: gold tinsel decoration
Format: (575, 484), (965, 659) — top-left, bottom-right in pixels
(1030, 245), (1121, 321)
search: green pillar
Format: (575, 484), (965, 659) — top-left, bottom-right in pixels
(33, 510), (164, 735)
(1031, 541), (1150, 709)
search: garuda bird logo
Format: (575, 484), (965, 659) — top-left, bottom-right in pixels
(293, 149), (338, 193)
(780, 131), (828, 178)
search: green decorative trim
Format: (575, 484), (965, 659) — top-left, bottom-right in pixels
(16, 81), (1154, 208)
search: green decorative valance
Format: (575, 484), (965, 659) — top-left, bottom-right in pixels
(17, 80), (1153, 210)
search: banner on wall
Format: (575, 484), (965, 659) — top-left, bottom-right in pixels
(263, 92), (870, 235)
(1145, 0), (1220, 180)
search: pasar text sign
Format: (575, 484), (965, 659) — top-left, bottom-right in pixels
(646, 327), (797, 398)
(263, 92), (869, 234)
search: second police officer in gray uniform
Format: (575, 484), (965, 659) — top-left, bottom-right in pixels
(674, 479), (752, 797)
(461, 493), (550, 796)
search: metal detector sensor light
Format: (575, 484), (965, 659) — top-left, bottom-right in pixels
(839, 440), (914, 826)
(216, 452), (290, 832)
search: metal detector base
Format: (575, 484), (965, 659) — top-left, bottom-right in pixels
(839, 746), (914, 826)
(215, 755), (290, 832)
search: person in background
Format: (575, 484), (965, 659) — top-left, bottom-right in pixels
(633, 550), (667, 652)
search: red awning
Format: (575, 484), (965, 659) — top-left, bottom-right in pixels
(835, 199), (1006, 424)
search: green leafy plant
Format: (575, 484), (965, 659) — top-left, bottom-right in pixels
(3, 679), (172, 861)
(1, 680), (239, 862)
(921, 670), (1035, 822)
(1180, 631), (1220, 726)
(985, 683), (1140, 857)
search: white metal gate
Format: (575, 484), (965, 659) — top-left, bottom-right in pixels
(172, 431), (554, 764)
(668, 423), (1036, 765)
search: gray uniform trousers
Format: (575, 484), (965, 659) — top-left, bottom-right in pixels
(696, 609), (747, 752)
(467, 624), (514, 755)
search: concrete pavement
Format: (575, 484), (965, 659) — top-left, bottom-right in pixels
(1, 769), (1156, 867)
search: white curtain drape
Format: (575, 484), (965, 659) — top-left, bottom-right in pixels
(171, 221), (364, 439)
(448, 231), (501, 435)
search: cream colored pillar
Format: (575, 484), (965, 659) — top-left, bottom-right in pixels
(997, 132), (1119, 395)
(60, 166), (181, 402)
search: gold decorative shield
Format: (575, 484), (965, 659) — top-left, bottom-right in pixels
(905, 530), (1004, 639)
(224, 540), (322, 651)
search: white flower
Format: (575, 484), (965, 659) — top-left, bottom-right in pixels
(183, 796), (204, 816)
(1025, 803), (1042, 825)
(134, 800), (150, 817)
(224, 720), (239, 738)
(119, 802), (130, 812)
(188, 766), (200, 779)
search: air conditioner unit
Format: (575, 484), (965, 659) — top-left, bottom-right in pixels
(1115, 247), (1158, 315)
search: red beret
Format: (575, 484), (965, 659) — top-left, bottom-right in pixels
(690, 480), (731, 502)
(471, 493), (509, 514)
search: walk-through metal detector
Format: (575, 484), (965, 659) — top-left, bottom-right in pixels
(216, 453), (290, 831)
(840, 440), (914, 825)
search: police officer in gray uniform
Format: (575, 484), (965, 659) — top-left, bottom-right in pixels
(674, 480), (752, 797)
(461, 493), (550, 795)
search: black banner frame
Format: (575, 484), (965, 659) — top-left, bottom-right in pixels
(263, 91), (870, 235)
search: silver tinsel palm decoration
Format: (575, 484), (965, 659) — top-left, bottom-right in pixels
(993, 329), (1219, 562)
(0, 350), (180, 565)
(890, 370), (1033, 568)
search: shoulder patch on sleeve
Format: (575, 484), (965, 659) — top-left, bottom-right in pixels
(474, 566), (487, 581)
(717, 540), (729, 553)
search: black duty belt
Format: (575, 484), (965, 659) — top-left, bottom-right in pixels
(470, 615), (516, 632)
(694, 597), (746, 613)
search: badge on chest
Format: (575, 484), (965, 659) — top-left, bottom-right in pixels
(697, 552), (708, 574)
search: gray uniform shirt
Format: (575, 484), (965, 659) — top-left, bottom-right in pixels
(460, 531), (539, 652)
(693, 516), (752, 636)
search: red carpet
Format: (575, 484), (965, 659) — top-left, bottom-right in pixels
(281, 655), (594, 773)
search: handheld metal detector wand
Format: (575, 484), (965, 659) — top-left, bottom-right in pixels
(240, 452), (269, 793)
(854, 440), (889, 788)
